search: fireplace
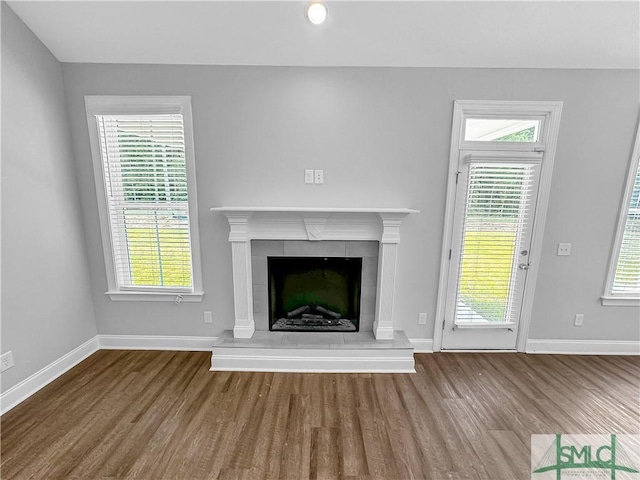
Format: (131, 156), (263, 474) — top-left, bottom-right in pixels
(211, 207), (419, 373)
(268, 256), (362, 332)
(211, 206), (418, 339)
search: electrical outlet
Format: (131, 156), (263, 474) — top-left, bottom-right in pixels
(1, 351), (14, 372)
(304, 169), (314, 184)
(557, 243), (572, 256)
(314, 169), (324, 184)
(418, 313), (427, 325)
(574, 313), (584, 327)
(203, 311), (213, 324)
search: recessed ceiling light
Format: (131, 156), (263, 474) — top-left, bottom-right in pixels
(306, 1), (328, 25)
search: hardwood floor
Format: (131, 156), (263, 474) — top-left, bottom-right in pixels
(1, 350), (638, 479)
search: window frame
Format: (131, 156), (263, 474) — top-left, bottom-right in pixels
(85, 96), (204, 302)
(602, 123), (640, 306)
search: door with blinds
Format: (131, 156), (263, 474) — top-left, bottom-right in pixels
(441, 151), (542, 350)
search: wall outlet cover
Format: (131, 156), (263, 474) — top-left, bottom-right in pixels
(1, 351), (15, 372)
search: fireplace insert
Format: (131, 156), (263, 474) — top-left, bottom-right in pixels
(268, 256), (362, 332)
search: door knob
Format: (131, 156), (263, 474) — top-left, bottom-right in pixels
(518, 263), (530, 270)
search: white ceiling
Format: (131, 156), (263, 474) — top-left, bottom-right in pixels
(7, 1), (640, 69)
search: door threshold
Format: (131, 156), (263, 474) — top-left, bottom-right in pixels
(440, 349), (517, 353)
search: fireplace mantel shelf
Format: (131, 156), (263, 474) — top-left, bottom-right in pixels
(210, 206), (419, 215)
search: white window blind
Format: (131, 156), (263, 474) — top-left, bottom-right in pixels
(455, 163), (537, 324)
(96, 114), (194, 291)
(611, 164), (640, 295)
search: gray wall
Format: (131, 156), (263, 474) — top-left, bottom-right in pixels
(61, 63), (639, 343)
(1, 4), (97, 392)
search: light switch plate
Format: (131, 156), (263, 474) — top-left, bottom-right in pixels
(304, 169), (314, 184)
(314, 169), (324, 184)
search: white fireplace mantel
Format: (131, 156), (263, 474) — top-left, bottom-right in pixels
(211, 206), (419, 340)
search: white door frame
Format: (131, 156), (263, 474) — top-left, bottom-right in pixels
(433, 100), (563, 352)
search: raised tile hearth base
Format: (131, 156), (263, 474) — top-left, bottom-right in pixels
(211, 330), (415, 373)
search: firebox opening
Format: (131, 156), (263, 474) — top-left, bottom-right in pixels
(268, 257), (362, 332)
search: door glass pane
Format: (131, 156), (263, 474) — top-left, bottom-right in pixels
(465, 119), (540, 142)
(455, 163), (536, 324)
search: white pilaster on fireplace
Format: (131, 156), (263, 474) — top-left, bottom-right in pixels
(212, 207), (419, 340)
(373, 213), (406, 340)
(227, 213), (255, 338)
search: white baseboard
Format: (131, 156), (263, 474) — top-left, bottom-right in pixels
(526, 339), (640, 355)
(211, 351), (416, 373)
(410, 338), (434, 353)
(98, 335), (218, 351)
(0, 336), (99, 415)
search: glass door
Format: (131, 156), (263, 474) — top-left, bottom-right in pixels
(441, 152), (542, 350)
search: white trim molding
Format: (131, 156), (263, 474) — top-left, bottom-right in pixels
(106, 291), (204, 302)
(601, 296), (640, 307)
(526, 339), (640, 355)
(0, 337), (99, 415)
(409, 339), (434, 353)
(98, 335), (218, 351)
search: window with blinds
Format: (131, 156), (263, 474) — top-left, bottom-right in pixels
(611, 163), (640, 295)
(86, 96), (202, 300)
(455, 162), (537, 324)
(96, 114), (193, 291)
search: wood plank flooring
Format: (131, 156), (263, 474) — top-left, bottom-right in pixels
(1, 350), (638, 479)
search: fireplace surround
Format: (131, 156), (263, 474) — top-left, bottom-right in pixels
(211, 207), (419, 340)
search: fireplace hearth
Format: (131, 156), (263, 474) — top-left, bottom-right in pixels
(268, 256), (362, 332)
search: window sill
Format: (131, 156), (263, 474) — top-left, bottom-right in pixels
(106, 291), (204, 302)
(601, 296), (640, 307)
